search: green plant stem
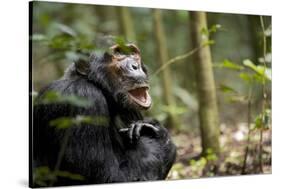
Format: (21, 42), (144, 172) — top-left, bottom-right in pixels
(259, 128), (264, 172)
(152, 44), (205, 77)
(258, 15), (268, 173)
(49, 127), (72, 186)
(241, 85), (252, 174)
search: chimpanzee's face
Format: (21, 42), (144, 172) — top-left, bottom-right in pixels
(73, 44), (152, 110)
(106, 44), (152, 110)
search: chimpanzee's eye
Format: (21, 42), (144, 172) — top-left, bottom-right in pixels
(131, 63), (138, 70)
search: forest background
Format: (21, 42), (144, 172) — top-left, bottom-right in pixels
(31, 1), (272, 182)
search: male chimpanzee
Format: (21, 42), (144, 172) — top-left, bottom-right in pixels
(32, 44), (176, 187)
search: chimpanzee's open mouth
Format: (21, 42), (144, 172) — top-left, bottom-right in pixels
(128, 86), (152, 108)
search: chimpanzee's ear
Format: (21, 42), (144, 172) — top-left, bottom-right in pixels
(75, 59), (90, 76)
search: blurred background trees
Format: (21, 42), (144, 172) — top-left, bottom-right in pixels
(31, 1), (272, 179)
(190, 11), (220, 156)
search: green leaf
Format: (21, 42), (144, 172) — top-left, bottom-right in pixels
(50, 115), (109, 129)
(199, 157), (207, 166)
(75, 115), (109, 126)
(65, 95), (90, 107)
(239, 72), (253, 83)
(216, 59), (244, 71)
(33, 166), (56, 186)
(243, 59), (258, 70)
(77, 36), (95, 51)
(113, 36), (135, 55)
(34, 166), (50, 175)
(50, 117), (73, 129)
(255, 115), (263, 129)
(209, 24), (221, 33)
(206, 148), (214, 154)
(172, 162), (185, 171)
(253, 109), (271, 130)
(55, 170), (84, 181)
(190, 159), (196, 166)
(200, 24), (221, 37)
(206, 148), (218, 161)
(200, 27), (209, 36)
(219, 84), (237, 93)
(33, 166), (84, 186)
(114, 36), (126, 46)
(38, 91), (90, 107)
(203, 40), (215, 46)
(243, 59), (271, 80)
(41, 91), (61, 101)
(49, 34), (74, 50)
(252, 73), (266, 84)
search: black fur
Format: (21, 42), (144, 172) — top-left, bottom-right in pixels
(32, 49), (176, 187)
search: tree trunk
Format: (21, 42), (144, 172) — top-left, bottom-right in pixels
(190, 11), (220, 156)
(152, 9), (179, 129)
(117, 7), (136, 43)
(248, 15), (262, 63)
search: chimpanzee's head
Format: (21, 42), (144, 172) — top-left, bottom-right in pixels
(72, 44), (152, 110)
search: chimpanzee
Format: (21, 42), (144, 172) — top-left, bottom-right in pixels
(32, 44), (176, 187)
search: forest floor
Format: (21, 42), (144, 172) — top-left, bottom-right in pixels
(167, 123), (272, 180)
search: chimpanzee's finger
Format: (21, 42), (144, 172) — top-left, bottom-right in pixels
(129, 123), (136, 144)
(133, 123), (143, 142)
(142, 123), (160, 134)
(119, 128), (130, 133)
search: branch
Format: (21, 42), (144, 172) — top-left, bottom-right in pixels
(258, 15), (267, 174)
(151, 43), (206, 77)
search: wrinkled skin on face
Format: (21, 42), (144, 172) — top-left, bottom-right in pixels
(105, 44), (152, 110)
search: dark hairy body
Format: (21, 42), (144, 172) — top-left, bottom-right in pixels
(32, 44), (176, 187)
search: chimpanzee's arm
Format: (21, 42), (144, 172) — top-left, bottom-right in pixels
(118, 119), (176, 180)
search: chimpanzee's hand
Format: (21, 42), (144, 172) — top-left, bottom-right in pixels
(119, 121), (161, 144)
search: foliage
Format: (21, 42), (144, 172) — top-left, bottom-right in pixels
(216, 58), (271, 100)
(33, 166), (84, 187)
(214, 17), (272, 175)
(188, 149), (218, 178)
(215, 59), (244, 71)
(32, 2), (272, 181)
(36, 91), (90, 107)
(252, 109), (271, 130)
(50, 115), (109, 129)
(200, 24), (222, 38)
(219, 84), (238, 94)
(32, 23), (95, 63)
